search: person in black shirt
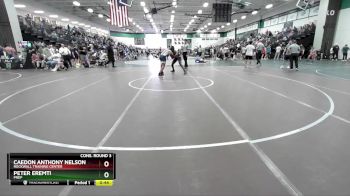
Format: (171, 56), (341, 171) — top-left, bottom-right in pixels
(105, 44), (115, 67)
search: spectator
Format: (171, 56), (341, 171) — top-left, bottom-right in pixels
(342, 44), (349, 61)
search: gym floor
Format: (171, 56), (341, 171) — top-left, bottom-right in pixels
(1, 57), (350, 196)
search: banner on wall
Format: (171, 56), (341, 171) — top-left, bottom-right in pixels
(287, 12), (297, 21)
(278, 15), (287, 23)
(270, 18), (279, 26)
(237, 23), (258, 34)
(297, 9), (310, 19)
(134, 38), (145, 45)
(309, 6), (319, 16)
(264, 20), (271, 27)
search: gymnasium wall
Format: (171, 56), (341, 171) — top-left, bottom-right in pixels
(333, 0), (350, 59)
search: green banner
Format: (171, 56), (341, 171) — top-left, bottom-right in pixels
(341, 0), (350, 9)
(110, 32), (145, 38)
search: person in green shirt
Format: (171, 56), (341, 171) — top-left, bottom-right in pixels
(342, 44), (349, 61)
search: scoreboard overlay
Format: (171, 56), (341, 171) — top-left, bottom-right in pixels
(7, 153), (116, 186)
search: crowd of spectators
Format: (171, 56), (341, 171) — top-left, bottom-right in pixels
(204, 23), (322, 61)
(0, 14), (142, 70)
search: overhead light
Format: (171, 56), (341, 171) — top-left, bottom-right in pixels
(252, 10), (258, 15)
(73, 1), (80, 6)
(190, 19), (194, 23)
(200, 27), (204, 30)
(72, 21), (78, 24)
(106, 18), (111, 22)
(129, 18), (133, 22)
(233, 19), (238, 23)
(241, 15), (246, 19)
(140, 1), (145, 6)
(172, 2), (176, 6)
(204, 25), (207, 28)
(193, 15), (198, 18)
(208, 22), (211, 26)
(150, 18), (153, 22)
(203, 2), (209, 7)
(198, 10), (202, 14)
(98, 14), (103, 18)
(216, 27), (220, 30)
(226, 23), (230, 26)
(265, 4), (273, 9)
(34, 10), (44, 14)
(126, 29), (130, 32)
(87, 8), (93, 13)
(61, 18), (70, 21)
(221, 25), (225, 28)
(132, 22), (136, 25)
(143, 7), (149, 13)
(161, 30), (164, 33)
(49, 15), (58, 18)
(107, 1), (112, 5)
(211, 29), (216, 33)
(171, 10), (175, 14)
(14, 4), (26, 8)
(196, 29), (201, 33)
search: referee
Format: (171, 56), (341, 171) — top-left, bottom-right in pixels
(287, 40), (301, 71)
(256, 40), (264, 65)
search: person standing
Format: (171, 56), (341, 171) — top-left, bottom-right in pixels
(333, 44), (340, 61)
(287, 40), (301, 71)
(59, 44), (72, 70)
(105, 44), (115, 67)
(182, 42), (189, 68)
(256, 40), (264, 66)
(342, 44), (349, 61)
(274, 45), (282, 60)
(245, 41), (255, 67)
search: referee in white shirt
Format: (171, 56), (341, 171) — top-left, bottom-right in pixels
(59, 44), (72, 69)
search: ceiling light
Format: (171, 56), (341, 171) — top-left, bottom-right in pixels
(172, 10), (175, 14)
(252, 10), (258, 15)
(107, 2), (112, 5)
(161, 30), (164, 33)
(129, 18), (133, 22)
(221, 25), (225, 28)
(216, 27), (220, 30)
(143, 7), (149, 13)
(226, 23), (230, 26)
(208, 22), (211, 26)
(197, 29), (201, 33)
(140, 1), (146, 6)
(87, 8), (93, 13)
(198, 10), (202, 14)
(132, 22), (136, 25)
(14, 4), (26, 8)
(61, 18), (70, 21)
(265, 4), (273, 9)
(72, 21), (78, 24)
(98, 14), (103, 18)
(34, 10), (44, 14)
(203, 2), (209, 7)
(49, 15), (58, 18)
(172, 2), (176, 6)
(233, 19), (238, 23)
(204, 25), (207, 28)
(106, 18), (111, 22)
(194, 15), (198, 19)
(73, 1), (80, 6)
(241, 15), (246, 19)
